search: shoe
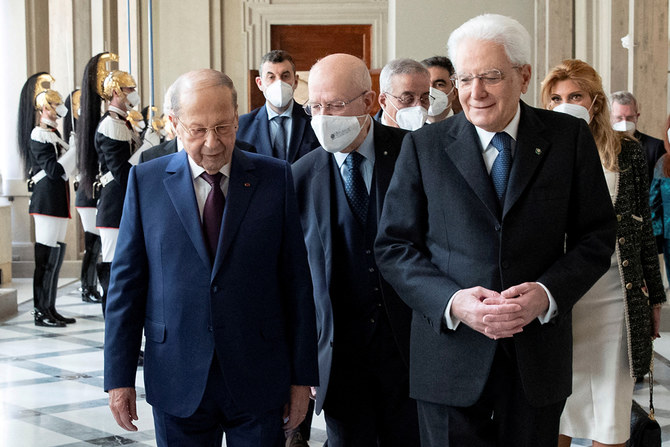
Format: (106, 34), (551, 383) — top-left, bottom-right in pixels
(285, 431), (309, 447)
(48, 242), (76, 324)
(33, 243), (66, 328)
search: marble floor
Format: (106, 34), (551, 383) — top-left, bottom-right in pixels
(0, 278), (668, 446)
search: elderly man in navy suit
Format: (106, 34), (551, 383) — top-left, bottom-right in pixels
(237, 50), (319, 164)
(293, 53), (420, 446)
(375, 14), (616, 446)
(104, 69), (318, 447)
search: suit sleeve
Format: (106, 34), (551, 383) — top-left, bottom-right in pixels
(533, 121), (617, 314)
(103, 166), (149, 391)
(629, 142), (666, 306)
(280, 163), (319, 385)
(375, 132), (462, 333)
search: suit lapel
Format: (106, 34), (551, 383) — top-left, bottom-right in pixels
(372, 122), (397, 217)
(503, 103), (550, 217)
(289, 103), (307, 163)
(310, 150), (334, 286)
(444, 117), (500, 219)
(163, 151), (211, 270)
(211, 148), (257, 277)
(255, 106), (273, 157)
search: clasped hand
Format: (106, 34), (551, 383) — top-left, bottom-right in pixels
(451, 283), (549, 340)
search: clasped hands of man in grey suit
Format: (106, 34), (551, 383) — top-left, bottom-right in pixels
(451, 282), (549, 339)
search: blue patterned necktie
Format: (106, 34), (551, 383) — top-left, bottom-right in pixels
(490, 132), (513, 202)
(343, 151), (368, 224)
(201, 172), (225, 262)
(273, 116), (287, 160)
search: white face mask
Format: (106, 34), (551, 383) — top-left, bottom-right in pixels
(427, 86), (452, 117)
(55, 104), (68, 118)
(311, 114), (368, 153)
(264, 80), (294, 109)
(667, 128), (670, 143)
(385, 99), (428, 131)
(613, 120), (636, 133)
(552, 103), (591, 124)
(125, 91), (140, 109)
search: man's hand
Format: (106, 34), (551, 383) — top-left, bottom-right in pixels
(485, 282), (549, 328)
(282, 385), (310, 431)
(451, 286), (524, 339)
(109, 387), (138, 431)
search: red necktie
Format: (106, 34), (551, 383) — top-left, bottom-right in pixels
(201, 172), (225, 262)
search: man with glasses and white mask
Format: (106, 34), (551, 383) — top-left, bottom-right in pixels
(237, 50), (319, 163)
(421, 56), (462, 122)
(610, 90), (664, 184)
(374, 58), (431, 131)
(293, 53), (420, 446)
(375, 14), (616, 446)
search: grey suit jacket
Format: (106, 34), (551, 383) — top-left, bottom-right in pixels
(375, 102), (617, 407)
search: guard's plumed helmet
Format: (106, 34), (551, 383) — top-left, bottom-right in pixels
(102, 70), (137, 101)
(33, 73), (63, 110)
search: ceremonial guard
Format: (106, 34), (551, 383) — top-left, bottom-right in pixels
(77, 53), (139, 314)
(65, 89), (102, 304)
(18, 73), (76, 327)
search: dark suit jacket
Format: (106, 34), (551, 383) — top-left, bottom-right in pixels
(138, 138), (256, 163)
(104, 149), (319, 418)
(237, 101), (319, 163)
(635, 130), (665, 184)
(292, 121), (411, 413)
(375, 102), (617, 408)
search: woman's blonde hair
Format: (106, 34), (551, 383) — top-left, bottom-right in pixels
(541, 59), (623, 171)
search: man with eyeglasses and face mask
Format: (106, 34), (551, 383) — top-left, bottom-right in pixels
(237, 50), (319, 163)
(610, 90), (664, 185)
(292, 53), (420, 446)
(421, 56), (463, 122)
(375, 14), (616, 446)
(104, 69), (318, 447)
(374, 58), (431, 131)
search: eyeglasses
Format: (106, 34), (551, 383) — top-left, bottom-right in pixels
(176, 117), (236, 139)
(303, 91), (367, 116)
(450, 66), (522, 89)
(384, 91), (431, 107)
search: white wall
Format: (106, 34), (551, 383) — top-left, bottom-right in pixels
(391, 0), (537, 104)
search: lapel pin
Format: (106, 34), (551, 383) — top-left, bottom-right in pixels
(244, 182), (251, 187)
(535, 148), (542, 155)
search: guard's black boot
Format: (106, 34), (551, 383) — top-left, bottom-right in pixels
(97, 262), (111, 318)
(33, 243), (65, 327)
(49, 242), (76, 324)
(80, 232), (102, 303)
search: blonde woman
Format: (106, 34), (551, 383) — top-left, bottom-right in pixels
(541, 59), (664, 447)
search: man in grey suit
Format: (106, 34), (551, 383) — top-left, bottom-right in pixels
(375, 14), (617, 446)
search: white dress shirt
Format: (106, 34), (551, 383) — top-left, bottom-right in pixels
(187, 154), (230, 221)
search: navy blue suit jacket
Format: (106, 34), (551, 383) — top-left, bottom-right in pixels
(375, 102), (617, 408)
(292, 121), (412, 413)
(104, 148), (319, 418)
(237, 101), (319, 163)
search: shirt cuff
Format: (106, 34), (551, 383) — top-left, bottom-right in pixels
(444, 290), (462, 330)
(536, 282), (558, 324)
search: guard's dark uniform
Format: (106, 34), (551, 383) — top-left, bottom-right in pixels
(95, 109), (136, 229)
(28, 125), (70, 217)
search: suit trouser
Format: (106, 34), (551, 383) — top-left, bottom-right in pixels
(323, 339), (420, 447)
(152, 354), (284, 447)
(417, 340), (565, 447)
